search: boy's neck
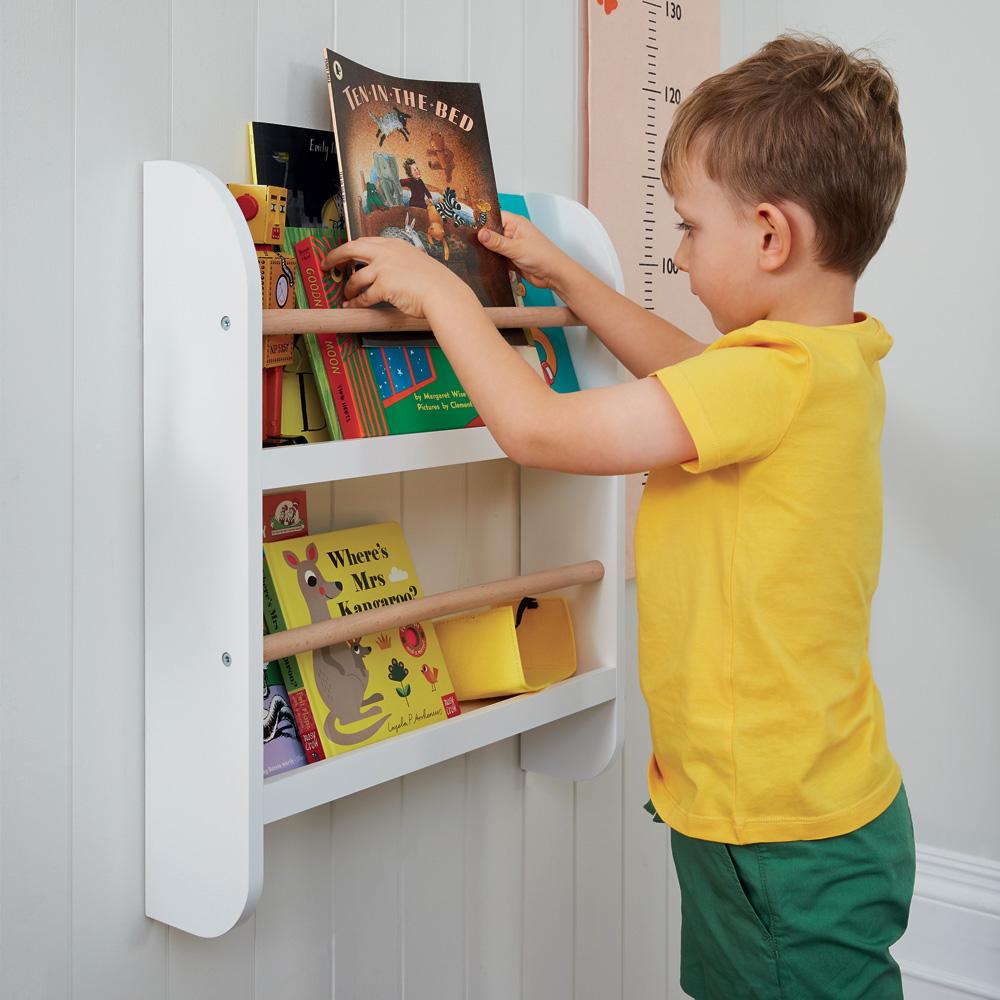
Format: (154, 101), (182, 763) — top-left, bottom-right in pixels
(762, 271), (858, 328)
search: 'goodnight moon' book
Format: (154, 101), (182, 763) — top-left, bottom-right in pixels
(324, 49), (518, 316)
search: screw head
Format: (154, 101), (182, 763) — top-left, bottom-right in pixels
(220, 315), (231, 331)
(222, 652), (232, 666)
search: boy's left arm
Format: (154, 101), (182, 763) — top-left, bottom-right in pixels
(323, 238), (696, 476)
(424, 284), (695, 475)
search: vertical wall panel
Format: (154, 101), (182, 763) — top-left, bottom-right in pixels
(621, 585), (669, 1000)
(399, 466), (469, 999)
(468, 0), (525, 194)
(331, 472), (404, 1000)
(255, 810), (334, 998)
(0, 2), (75, 998)
(72, 0), (172, 994)
(463, 462), (524, 1000)
(574, 761), (624, 1000)
(522, 772), (575, 1000)
(170, 0), (257, 177)
(524, 0), (583, 199)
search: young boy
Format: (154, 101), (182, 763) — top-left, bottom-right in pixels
(324, 34), (915, 999)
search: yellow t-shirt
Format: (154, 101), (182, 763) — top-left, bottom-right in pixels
(636, 314), (901, 844)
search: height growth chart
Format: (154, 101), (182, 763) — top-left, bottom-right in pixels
(586, 0), (719, 577)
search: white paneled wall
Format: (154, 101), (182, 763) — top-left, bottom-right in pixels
(0, 2), (670, 998)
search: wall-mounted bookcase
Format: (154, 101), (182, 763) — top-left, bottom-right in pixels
(143, 160), (625, 938)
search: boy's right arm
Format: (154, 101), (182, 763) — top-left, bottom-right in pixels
(479, 212), (705, 377)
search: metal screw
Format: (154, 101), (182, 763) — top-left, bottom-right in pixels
(220, 315), (231, 331)
(222, 652), (232, 666)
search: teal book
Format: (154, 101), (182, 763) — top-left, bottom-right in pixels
(498, 193), (580, 395)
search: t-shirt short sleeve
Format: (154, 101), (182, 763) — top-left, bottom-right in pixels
(653, 339), (811, 473)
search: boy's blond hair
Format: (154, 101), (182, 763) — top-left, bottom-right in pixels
(662, 35), (905, 278)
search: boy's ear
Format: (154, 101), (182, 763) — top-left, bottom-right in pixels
(754, 202), (792, 272)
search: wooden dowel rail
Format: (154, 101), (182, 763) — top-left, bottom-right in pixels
(263, 559), (604, 661)
(262, 305), (581, 336)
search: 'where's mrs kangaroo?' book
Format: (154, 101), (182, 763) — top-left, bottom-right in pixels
(324, 49), (519, 317)
(263, 522), (461, 763)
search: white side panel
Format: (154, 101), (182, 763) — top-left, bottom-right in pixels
(143, 160), (262, 937)
(520, 193), (626, 780)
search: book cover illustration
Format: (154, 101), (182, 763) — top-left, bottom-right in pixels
(324, 49), (517, 313)
(264, 558), (326, 764)
(249, 120), (347, 238)
(364, 341), (483, 434)
(263, 660), (307, 776)
(262, 522), (461, 760)
(498, 193), (581, 395)
(263, 490), (308, 542)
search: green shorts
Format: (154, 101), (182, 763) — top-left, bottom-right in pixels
(667, 785), (915, 1000)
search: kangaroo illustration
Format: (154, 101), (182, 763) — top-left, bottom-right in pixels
(282, 544), (389, 746)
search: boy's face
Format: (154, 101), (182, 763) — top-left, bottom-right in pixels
(668, 153), (768, 334)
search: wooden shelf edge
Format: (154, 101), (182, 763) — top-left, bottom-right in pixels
(262, 425), (506, 488)
(262, 665), (617, 825)
(262, 304), (581, 336)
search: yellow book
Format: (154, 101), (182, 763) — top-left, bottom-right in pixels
(263, 523), (460, 759)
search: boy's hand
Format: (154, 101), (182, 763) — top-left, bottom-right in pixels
(321, 237), (469, 316)
(477, 211), (574, 293)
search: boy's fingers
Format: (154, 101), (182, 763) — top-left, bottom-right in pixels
(478, 226), (513, 256)
(343, 265), (377, 302)
(344, 284), (381, 309)
(323, 237), (379, 269)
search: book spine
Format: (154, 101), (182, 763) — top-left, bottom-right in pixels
(293, 239), (365, 439)
(263, 556), (326, 764)
(324, 53), (353, 243)
(262, 365), (283, 440)
(341, 335), (389, 436)
(248, 122), (257, 184)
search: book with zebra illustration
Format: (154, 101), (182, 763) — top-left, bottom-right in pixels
(324, 49), (518, 314)
(262, 522), (461, 761)
(262, 660), (308, 776)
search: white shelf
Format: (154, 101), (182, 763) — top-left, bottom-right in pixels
(263, 665), (616, 824)
(262, 425), (505, 489)
(143, 162), (625, 938)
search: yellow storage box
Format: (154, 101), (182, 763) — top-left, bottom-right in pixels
(435, 597), (577, 701)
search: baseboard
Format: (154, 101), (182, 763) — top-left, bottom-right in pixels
(894, 845), (1000, 999)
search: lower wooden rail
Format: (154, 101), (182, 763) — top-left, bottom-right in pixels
(263, 559), (604, 661)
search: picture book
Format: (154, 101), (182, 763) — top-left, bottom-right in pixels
(264, 557), (326, 764)
(364, 342), (482, 434)
(249, 120), (347, 237)
(262, 522), (461, 760)
(263, 660), (307, 776)
(288, 227), (385, 439)
(263, 490), (308, 542)
(498, 193), (580, 395)
(279, 368), (330, 445)
(324, 49), (517, 314)
(364, 341), (545, 435)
